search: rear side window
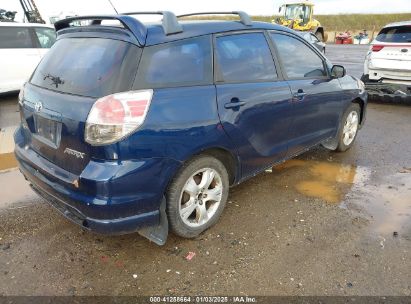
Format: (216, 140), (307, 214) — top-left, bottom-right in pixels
(271, 33), (326, 78)
(376, 26), (411, 43)
(215, 33), (277, 83)
(135, 36), (212, 89)
(31, 38), (141, 97)
(34, 28), (56, 48)
(0, 27), (34, 48)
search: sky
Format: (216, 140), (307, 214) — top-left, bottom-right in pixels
(3, 0), (411, 23)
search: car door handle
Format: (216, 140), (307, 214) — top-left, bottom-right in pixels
(224, 98), (246, 109)
(292, 90), (307, 101)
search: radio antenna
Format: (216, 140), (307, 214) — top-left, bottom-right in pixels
(107, 0), (118, 14)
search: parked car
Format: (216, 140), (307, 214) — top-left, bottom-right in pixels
(0, 22), (56, 94)
(297, 31), (326, 53)
(14, 12), (367, 245)
(362, 21), (411, 102)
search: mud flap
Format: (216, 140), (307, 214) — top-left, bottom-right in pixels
(138, 197), (168, 246)
(321, 137), (338, 150)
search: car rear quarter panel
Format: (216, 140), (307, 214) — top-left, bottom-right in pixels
(117, 86), (237, 163)
(338, 76), (367, 122)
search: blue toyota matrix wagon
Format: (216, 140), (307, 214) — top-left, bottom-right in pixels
(14, 11), (367, 244)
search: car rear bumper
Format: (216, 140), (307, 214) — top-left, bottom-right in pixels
(363, 81), (411, 103)
(368, 67), (411, 83)
(14, 127), (181, 235)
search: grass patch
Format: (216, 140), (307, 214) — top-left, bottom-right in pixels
(185, 13), (411, 32)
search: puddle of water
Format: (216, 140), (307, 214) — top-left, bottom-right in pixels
(0, 152), (18, 172)
(275, 159), (367, 203)
(0, 169), (36, 209)
(275, 158), (411, 236)
(296, 180), (340, 203)
(346, 173), (411, 235)
(309, 162), (356, 184)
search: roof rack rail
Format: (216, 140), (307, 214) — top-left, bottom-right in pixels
(122, 11), (183, 35)
(177, 11), (253, 26)
(54, 15), (148, 46)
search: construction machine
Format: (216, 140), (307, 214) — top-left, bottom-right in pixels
(275, 1), (326, 41)
(19, 0), (45, 23)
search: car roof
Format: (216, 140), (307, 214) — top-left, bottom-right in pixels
(144, 20), (293, 45)
(383, 20), (411, 28)
(0, 22), (54, 28)
(55, 13), (295, 47)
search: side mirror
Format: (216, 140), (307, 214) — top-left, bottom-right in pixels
(278, 6), (281, 13)
(331, 65), (346, 78)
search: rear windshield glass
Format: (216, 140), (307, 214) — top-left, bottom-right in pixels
(134, 36), (212, 89)
(376, 26), (411, 43)
(31, 38), (141, 97)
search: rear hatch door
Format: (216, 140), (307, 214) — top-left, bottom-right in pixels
(372, 25), (411, 70)
(21, 35), (141, 175)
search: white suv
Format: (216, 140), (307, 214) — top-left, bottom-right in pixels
(0, 22), (56, 94)
(362, 21), (411, 101)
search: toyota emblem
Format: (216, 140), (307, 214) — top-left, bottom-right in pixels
(34, 101), (43, 112)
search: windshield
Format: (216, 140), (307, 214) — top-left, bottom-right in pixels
(30, 38), (141, 97)
(284, 4), (311, 20)
(376, 26), (411, 43)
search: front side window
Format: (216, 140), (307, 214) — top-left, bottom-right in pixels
(271, 33), (326, 78)
(135, 36), (212, 89)
(284, 4), (311, 21)
(215, 33), (277, 83)
(0, 27), (33, 49)
(34, 28), (56, 48)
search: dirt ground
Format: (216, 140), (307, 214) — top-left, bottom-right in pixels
(0, 45), (410, 296)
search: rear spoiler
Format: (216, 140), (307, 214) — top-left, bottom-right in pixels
(54, 15), (148, 46)
(54, 11), (182, 46)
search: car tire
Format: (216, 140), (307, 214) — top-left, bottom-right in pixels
(323, 103), (361, 152)
(166, 155), (229, 238)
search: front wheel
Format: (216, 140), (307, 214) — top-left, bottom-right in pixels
(323, 103), (361, 152)
(166, 155), (229, 238)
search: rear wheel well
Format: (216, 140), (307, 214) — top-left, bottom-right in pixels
(195, 148), (237, 185)
(352, 98), (365, 124)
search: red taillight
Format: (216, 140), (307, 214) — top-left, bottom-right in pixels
(372, 45), (385, 52)
(95, 96), (125, 124)
(127, 100), (149, 117)
(85, 90), (153, 146)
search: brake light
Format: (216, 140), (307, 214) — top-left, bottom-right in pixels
(85, 90), (153, 145)
(372, 45), (385, 52)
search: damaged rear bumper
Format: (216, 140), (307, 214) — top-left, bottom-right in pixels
(364, 82), (411, 103)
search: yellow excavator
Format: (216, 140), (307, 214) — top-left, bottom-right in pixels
(275, 1), (326, 42)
